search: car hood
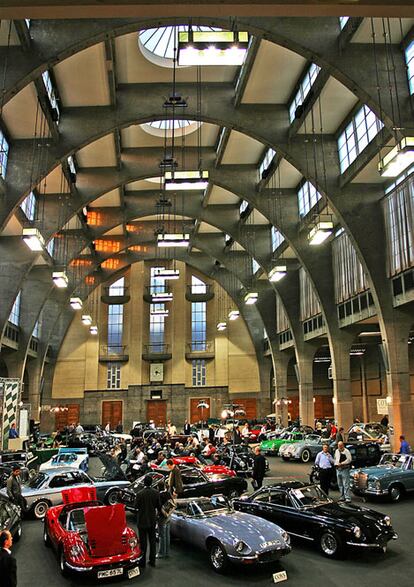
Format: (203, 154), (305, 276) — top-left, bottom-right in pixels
(309, 501), (390, 537)
(355, 465), (401, 479)
(200, 511), (287, 549)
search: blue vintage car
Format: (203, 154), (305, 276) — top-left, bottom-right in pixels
(352, 453), (414, 502)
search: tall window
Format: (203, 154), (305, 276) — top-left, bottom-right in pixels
(299, 267), (321, 320)
(109, 277), (125, 296)
(289, 63), (321, 123)
(297, 181), (322, 217)
(107, 363), (121, 389)
(108, 305), (123, 352)
(406, 40), (414, 95)
(0, 129), (9, 179)
(337, 105), (384, 173)
(33, 319), (41, 339)
(149, 309), (165, 350)
(42, 70), (60, 120)
(8, 292), (21, 326)
(239, 199), (249, 216)
(271, 226), (284, 251)
(192, 359), (206, 386)
(46, 237), (55, 257)
(332, 231), (368, 303)
(191, 302), (206, 351)
(150, 267), (165, 294)
(339, 17), (349, 30)
(21, 192), (36, 221)
(191, 275), (207, 294)
(259, 148), (276, 179)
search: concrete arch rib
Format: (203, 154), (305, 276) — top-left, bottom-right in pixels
(0, 16), (406, 133)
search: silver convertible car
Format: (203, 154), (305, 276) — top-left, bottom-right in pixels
(0, 456), (130, 519)
(170, 495), (291, 573)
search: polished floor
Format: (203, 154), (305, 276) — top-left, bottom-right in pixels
(13, 458), (413, 586)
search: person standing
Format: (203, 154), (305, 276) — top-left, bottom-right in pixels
(0, 531), (17, 587)
(104, 422), (111, 434)
(8, 423), (19, 440)
(314, 444), (335, 495)
(75, 422), (84, 434)
(252, 446), (266, 489)
(335, 427), (344, 445)
(399, 435), (411, 454)
(183, 420), (191, 435)
(6, 466), (25, 510)
(166, 459), (183, 496)
(157, 480), (174, 559)
(335, 441), (352, 503)
(116, 421), (123, 434)
(135, 475), (161, 568)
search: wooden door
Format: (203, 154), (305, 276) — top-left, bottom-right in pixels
(289, 397), (299, 421)
(314, 395), (334, 419)
(190, 398), (211, 424)
(102, 400), (123, 430)
(55, 404), (79, 431)
(147, 400), (167, 426)
(233, 398), (257, 420)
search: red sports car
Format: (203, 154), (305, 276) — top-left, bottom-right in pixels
(43, 487), (142, 580)
(151, 456), (236, 477)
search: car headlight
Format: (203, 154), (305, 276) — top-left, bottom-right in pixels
(383, 516), (391, 527)
(234, 540), (249, 553)
(353, 526), (362, 539)
(129, 536), (138, 549)
(282, 531), (290, 545)
(70, 544), (83, 557)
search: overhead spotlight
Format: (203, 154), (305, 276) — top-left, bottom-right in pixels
(89, 325), (98, 335)
(52, 271), (69, 288)
(22, 227), (45, 251)
(164, 170), (209, 191)
(159, 157), (177, 171)
(152, 268), (180, 280)
(178, 30), (249, 66)
(217, 321), (227, 331)
(70, 297), (83, 310)
(378, 137), (414, 177)
(244, 292), (258, 305)
(228, 310), (240, 320)
(150, 306), (169, 316)
(151, 292), (173, 302)
(163, 94), (188, 108)
(269, 264), (287, 282)
(308, 220), (334, 245)
(157, 233), (190, 248)
(81, 314), (92, 325)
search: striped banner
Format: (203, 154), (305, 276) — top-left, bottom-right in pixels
(0, 378), (21, 450)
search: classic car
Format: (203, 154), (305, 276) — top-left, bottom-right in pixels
(216, 445), (269, 476)
(347, 423), (390, 451)
(279, 434), (326, 463)
(39, 448), (89, 472)
(260, 431), (306, 455)
(0, 454), (130, 519)
(233, 481), (398, 558)
(351, 453), (414, 502)
(310, 442), (382, 490)
(0, 497), (22, 541)
(0, 449), (38, 473)
(170, 495), (291, 572)
(150, 456), (236, 478)
(43, 487), (141, 579)
(0, 464), (31, 488)
(108, 466), (248, 509)
(67, 433), (115, 455)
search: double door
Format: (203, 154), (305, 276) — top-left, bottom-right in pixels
(102, 400), (123, 429)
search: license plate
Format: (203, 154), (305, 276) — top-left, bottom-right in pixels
(97, 568), (124, 579)
(128, 567), (140, 579)
(273, 570), (288, 583)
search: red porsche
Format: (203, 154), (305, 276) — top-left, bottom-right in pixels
(43, 487), (142, 580)
(150, 456), (236, 477)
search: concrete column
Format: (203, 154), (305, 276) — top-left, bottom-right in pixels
(296, 345), (317, 427)
(272, 350), (291, 426)
(330, 334), (354, 431)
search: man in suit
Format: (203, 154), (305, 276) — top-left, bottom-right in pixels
(166, 459), (183, 496)
(252, 446), (266, 489)
(183, 420), (191, 436)
(0, 530), (17, 587)
(6, 466), (25, 510)
(135, 475), (161, 568)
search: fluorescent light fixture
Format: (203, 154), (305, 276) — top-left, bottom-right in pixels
(52, 271), (69, 288)
(157, 233), (190, 247)
(217, 321), (227, 331)
(89, 325), (98, 335)
(81, 314), (92, 325)
(70, 297), (83, 310)
(308, 220), (334, 245)
(244, 292), (258, 305)
(22, 227), (45, 251)
(150, 307), (169, 316)
(378, 137), (414, 177)
(164, 170), (209, 191)
(152, 268), (180, 280)
(151, 292), (173, 302)
(228, 310), (240, 320)
(178, 31), (249, 66)
(269, 264), (287, 282)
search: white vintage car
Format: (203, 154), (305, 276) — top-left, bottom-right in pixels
(39, 448), (89, 472)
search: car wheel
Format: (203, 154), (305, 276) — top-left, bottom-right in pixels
(105, 489), (120, 505)
(59, 549), (68, 577)
(43, 525), (51, 547)
(301, 449), (311, 463)
(227, 489), (239, 500)
(209, 541), (229, 573)
(389, 485), (403, 502)
(14, 523), (22, 543)
(33, 500), (50, 520)
(319, 532), (343, 558)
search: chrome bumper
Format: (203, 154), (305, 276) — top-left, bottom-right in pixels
(346, 533), (398, 548)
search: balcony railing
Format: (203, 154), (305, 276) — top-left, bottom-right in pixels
(1, 322), (20, 349)
(99, 344), (129, 362)
(185, 341), (215, 359)
(27, 336), (39, 357)
(101, 286), (130, 304)
(143, 286), (173, 303)
(337, 290), (376, 327)
(185, 284), (214, 302)
(142, 343), (172, 361)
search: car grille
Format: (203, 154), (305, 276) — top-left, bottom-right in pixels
(354, 472), (368, 490)
(258, 549), (283, 563)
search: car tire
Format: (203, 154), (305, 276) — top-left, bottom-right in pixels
(208, 541), (229, 573)
(319, 531), (343, 558)
(33, 500), (51, 520)
(105, 488), (120, 505)
(389, 484), (403, 502)
(301, 450), (311, 463)
(59, 549), (68, 577)
(14, 523), (22, 543)
(227, 489), (239, 500)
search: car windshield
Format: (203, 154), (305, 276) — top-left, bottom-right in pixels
(380, 454), (410, 469)
(1, 453), (26, 464)
(132, 472), (164, 491)
(54, 454), (76, 464)
(27, 472), (47, 489)
(189, 498), (230, 516)
(279, 432), (290, 439)
(289, 485), (331, 508)
(305, 435), (321, 442)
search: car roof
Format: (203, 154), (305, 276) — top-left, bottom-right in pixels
(262, 481), (307, 491)
(41, 466), (83, 475)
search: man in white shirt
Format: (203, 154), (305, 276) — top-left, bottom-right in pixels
(334, 441), (352, 502)
(167, 420), (177, 436)
(75, 422), (84, 434)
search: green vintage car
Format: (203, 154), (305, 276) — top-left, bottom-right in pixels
(260, 431), (306, 455)
(352, 453), (414, 502)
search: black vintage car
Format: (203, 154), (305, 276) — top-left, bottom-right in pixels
(233, 481), (397, 558)
(108, 465), (248, 509)
(309, 442), (382, 490)
(0, 450), (38, 472)
(213, 445), (269, 477)
(0, 497), (22, 541)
